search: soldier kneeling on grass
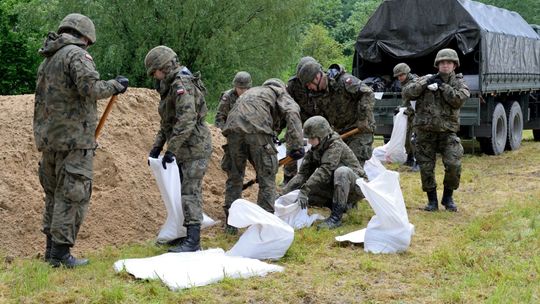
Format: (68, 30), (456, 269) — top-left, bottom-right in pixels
(282, 116), (367, 229)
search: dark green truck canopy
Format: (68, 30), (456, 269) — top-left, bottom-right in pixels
(354, 0), (540, 82)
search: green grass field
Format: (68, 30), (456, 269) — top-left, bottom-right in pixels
(1, 132), (539, 304)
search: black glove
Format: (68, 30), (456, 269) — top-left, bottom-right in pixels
(288, 148), (305, 160)
(147, 146), (162, 166)
(296, 191), (309, 209)
(114, 75), (129, 94)
(426, 74), (443, 86)
(161, 151), (175, 169)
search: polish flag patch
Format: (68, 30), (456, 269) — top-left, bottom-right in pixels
(84, 53), (93, 61)
(176, 88), (185, 95)
(345, 77), (352, 84)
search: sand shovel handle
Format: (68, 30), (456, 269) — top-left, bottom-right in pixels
(95, 95), (118, 140)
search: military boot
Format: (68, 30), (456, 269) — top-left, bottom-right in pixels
(405, 154), (415, 167)
(317, 203), (345, 230)
(441, 188), (458, 212)
(49, 243), (89, 268)
(44, 235), (52, 262)
(423, 190), (439, 211)
(169, 225), (201, 253)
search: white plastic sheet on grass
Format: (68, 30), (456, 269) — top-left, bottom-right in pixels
(337, 156), (414, 253)
(148, 157), (218, 244)
(226, 199), (294, 260)
(274, 190), (323, 229)
(372, 107), (408, 164)
(113, 248), (283, 291)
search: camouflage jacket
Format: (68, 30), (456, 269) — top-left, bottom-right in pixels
(214, 88), (239, 130)
(312, 65), (376, 134)
(33, 32), (123, 151)
(153, 66), (212, 161)
(295, 132), (366, 195)
(286, 76), (319, 123)
(400, 73), (418, 108)
(222, 84), (303, 151)
(402, 71), (470, 133)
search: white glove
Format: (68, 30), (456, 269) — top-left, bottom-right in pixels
(427, 83), (439, 91)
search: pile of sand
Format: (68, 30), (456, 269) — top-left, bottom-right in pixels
(0, 88), (258, 257)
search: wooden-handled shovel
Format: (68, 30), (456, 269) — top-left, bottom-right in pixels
(94, 95), (118, 140)
(241, 127), (361, 190)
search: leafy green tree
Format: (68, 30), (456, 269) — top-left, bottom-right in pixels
(300, 24), (345, 69)
(0, 0), (42, 95)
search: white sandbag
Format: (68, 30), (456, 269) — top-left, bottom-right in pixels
(274, 190), (324, 229)
(227, 199), (294, 260)
(363, 155), (387, 181)
(113, 248), (283, 291)
(149, 157), (218, 244)
(356, 167), (414, 254)
(372, 107), (408, 164)
(335, 228), (366, 243)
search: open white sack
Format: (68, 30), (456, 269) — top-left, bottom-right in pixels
(148, 157), (218, 244)
(355, 156), (414, 253)
(113, 248), (283, 291)
(226, 199), (294, 260)
(274, 190), (323, 229)
(372, 107), (408, 164)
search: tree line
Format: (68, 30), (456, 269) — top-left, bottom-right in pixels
(1, 0), (538, 108)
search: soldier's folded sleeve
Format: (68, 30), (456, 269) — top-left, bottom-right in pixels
(167, 84), (197, 152)
(70, 49), (118, 100)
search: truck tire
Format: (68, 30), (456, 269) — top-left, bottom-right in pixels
(479, 103), (507, 155)
(505, 101), (523, 150)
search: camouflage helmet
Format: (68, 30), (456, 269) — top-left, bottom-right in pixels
(57, 13), (96, 44)
(232, 71), (252, 89)
(393, 63), (411, 77)
(296, 56), (316, 75)
(434, 48), (460, 67)
(298, 61), (323, 86)
(303, 116), (333, 139)
(262, 78), (286, 89)
(144, 46), (177, 76)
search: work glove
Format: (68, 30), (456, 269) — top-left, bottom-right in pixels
(161, 151), (175, 170)
(288, 148), (305, 160)
(296, 191), (309, 209)
(426, 74), (443, 86)
(147, 146), (162, 166)
(114, 76), (129, 94)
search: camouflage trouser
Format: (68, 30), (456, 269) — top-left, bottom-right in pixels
(283, 166), (364, 209)
(405, 113), (416, 157)
(415, 131), (463, 192)
(178, 158), (209, 226)
(344, 132), (373, 167)
(39, 149), (93, 246)
(223, 133), (278, 214)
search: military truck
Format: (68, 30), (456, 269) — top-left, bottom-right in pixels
(353, 0), (540, 155)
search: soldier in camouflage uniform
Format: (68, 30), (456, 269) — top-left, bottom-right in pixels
(393, 63), (419, 171)
(281, 57), (321, 186)
(298, 60), (376, 166)
(34, 13), (128, 268)
(145, 46), (212, 252)
(283, 116), (366, 229)
(222, 78), (304, 233)
(214, 71), (252, 129)
(402, 48), (470, 212)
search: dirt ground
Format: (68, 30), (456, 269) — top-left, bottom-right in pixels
(0, 88), (258, 257)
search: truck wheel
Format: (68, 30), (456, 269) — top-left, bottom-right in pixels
(479, 103), (507, 155)
(505, 101), (523, 150)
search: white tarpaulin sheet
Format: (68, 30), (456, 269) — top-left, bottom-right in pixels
(372, 107), (408, 164)
(274, 190), (323, 229)
(113, 248), (283, 291)
(148, 157), (217, 243)
(227, 199), (294, 260)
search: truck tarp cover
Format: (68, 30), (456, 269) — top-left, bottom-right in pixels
(356, 0), (540, 75)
